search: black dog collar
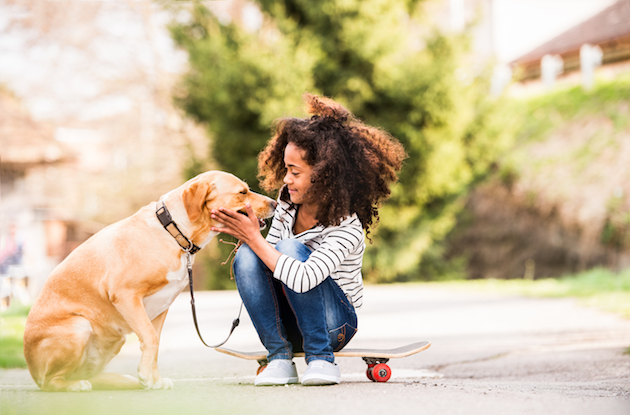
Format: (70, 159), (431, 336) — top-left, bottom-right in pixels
(156, 201), (201, 254)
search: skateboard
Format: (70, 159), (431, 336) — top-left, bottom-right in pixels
(215, 340), (431, 382)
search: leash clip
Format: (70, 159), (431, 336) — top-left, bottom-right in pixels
(186, 251), (193, 271)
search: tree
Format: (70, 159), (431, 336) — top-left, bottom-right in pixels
(170, 0), (513, 285)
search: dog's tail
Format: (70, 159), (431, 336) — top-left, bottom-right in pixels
(88, 373), (143, 390)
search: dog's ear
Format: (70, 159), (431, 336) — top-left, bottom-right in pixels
(183, 181), (214, 222)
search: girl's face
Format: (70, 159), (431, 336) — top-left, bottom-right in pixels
(283, 142), (314, 206)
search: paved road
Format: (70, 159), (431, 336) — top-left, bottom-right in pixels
(2, 284), (630, 415)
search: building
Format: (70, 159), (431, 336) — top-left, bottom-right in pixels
(510, 0), (630, 89)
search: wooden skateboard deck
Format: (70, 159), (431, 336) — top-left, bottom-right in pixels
(215, 341), (431, 382)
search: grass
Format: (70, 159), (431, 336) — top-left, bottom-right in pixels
(0, 302), (30, 369)
(437, 267), (630, 318)
(510, 74), (630, 144)
(499, 75), (630, 188)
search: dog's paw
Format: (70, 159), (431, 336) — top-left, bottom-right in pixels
(154, 377), (173, 390)
(67, 380), (92, 392)
(139, 374), (173, 390)
(138, 372), (150, 389)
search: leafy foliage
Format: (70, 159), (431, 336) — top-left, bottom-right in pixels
(170, 5), (314, 189)
(170, 0), (513, 284)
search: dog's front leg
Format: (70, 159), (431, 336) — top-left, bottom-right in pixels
(113, 295), (172, 390)
(152, 309), (169, 340)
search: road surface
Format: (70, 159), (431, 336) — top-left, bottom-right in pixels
(1, 284), (629, 415)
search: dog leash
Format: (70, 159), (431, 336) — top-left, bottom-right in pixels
(156, 201), (243, 348)
(186, 251), (243, 348)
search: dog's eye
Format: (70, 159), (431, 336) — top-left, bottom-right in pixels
(240, 190), (248, 195)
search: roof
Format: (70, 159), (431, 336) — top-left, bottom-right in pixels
(513, 0), (630, 66)
(0, 89), (70, 166)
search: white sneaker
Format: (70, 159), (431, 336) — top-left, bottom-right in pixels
(301, 360), (341, 386)
(254, 359), (299, 386)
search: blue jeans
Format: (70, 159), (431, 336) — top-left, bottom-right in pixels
(233, 239), (358, 363)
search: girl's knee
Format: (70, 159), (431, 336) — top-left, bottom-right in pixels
(233, 244), (262, 274)
(275, 239), (301, 253)
(275, 239), (311, 261)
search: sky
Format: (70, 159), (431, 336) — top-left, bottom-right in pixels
(492, 0), (617, 63)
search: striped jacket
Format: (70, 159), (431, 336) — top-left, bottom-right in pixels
(266, 198), (366, 308)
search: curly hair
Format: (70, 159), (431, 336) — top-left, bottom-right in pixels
(258, 93), (407, 239)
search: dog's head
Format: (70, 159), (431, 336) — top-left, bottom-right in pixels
(181, 171), (276, 231)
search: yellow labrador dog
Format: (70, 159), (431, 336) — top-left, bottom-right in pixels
(24, 171), (276, 392)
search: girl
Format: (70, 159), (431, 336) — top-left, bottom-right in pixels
(211, 94), (406, 386)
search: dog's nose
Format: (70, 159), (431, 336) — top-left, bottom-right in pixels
(270, 200), (278, 209)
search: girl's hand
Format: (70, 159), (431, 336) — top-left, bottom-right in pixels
(211, 203), (282, 272)
(210, 203), (262, 244)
